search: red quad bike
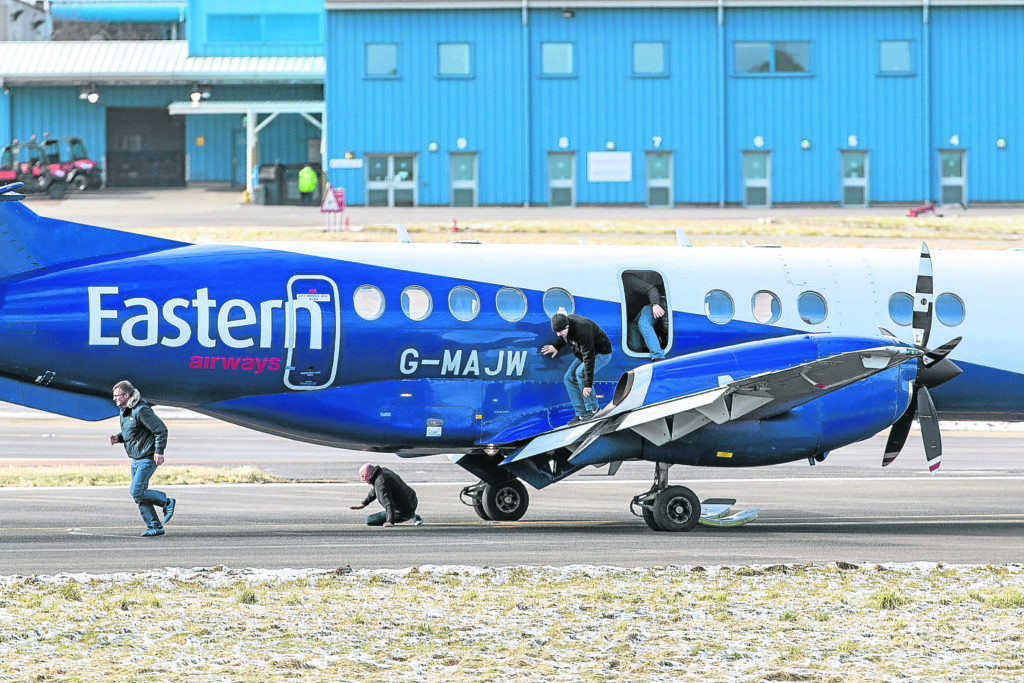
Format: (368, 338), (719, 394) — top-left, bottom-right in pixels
(41, 135), (102, 191)
(0, 139), (66, 199)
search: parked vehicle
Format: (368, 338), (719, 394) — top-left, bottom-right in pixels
(0, 139), (66, 198)
(42, 135), (102, 191)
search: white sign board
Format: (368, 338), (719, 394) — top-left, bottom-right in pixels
(329, 158), (364, 169)
(587, 152), (632, 182)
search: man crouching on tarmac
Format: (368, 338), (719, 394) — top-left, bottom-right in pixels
(349, 463), (423, 527)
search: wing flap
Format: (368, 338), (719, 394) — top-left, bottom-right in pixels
(502, 344), (920, 466)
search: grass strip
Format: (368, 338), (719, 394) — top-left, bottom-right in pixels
(0, 465), (284, 487)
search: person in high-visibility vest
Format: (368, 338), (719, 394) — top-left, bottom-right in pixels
(298, 165), (317, 206)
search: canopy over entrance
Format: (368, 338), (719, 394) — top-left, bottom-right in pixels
(168, 100), (325, 199)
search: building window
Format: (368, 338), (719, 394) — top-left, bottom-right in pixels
(879, 40), (912, 74)
(439, 43), (471, 77)
(633, 42), (666, 77)
(541, 42), (574, 76)
(366, 43), (398, 77)
(735, 41), (810, 74)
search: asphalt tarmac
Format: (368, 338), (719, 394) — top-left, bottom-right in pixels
(2, 412), (1022, 574)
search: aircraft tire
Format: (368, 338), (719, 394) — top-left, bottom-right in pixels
(652, 485), (700, 532)
(642, 506), (663, 532)
(472, 498), (491, 521)
(481, 480), (529, 522)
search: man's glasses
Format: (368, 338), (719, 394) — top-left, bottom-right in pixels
(113, 392), (128, 400)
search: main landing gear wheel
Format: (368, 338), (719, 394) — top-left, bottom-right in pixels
(460, 479), (530, 521)
(652, 486), (701, 533)
(482, 479), (529, 521)
(630, 462), (701, 532)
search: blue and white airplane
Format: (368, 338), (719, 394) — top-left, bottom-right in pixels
(0, 182), (1017, 531)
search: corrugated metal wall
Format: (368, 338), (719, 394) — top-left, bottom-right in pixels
(931, 7), (1024, 202)
(7, 84), (322, 185)
(325, 4), (1024, 206)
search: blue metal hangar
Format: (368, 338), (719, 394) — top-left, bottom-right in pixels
(323, 0), (1024, 207)
(0, 0), (324, 196)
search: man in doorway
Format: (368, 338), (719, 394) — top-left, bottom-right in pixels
(623, 270), (668, 361)
(541, 312), (613, 425)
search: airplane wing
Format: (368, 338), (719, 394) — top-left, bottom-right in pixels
(501, 343), (921, 466)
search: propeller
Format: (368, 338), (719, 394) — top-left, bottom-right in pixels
(882, 243), (963, 473)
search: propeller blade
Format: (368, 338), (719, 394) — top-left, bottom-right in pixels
(882, 391), (918, 467)
(923, 336), (962, 366)
(911, 243), (934, 349)
(916, 386), (942, 473)
(917, 356), (963, 389)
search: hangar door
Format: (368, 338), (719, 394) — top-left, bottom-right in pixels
(106, 107), (185, 187)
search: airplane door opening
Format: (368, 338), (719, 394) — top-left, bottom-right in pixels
(284, 275), (341, 390)
(619, 269), (671, 359)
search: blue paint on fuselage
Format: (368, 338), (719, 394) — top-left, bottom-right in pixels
(2, 240), (1022, 454)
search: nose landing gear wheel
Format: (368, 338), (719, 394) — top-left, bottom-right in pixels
(652, 485), (701, 532)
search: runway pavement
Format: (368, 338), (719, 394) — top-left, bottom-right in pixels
(2, 412), (1022, 574)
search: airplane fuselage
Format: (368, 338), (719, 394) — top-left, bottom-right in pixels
(2, 238), (1021, 464)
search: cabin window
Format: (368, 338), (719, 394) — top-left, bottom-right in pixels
(449, 286), (480, 321)
(542, 288), (574, 318)
(751, 290), (781, 324)
(935, 293), (965, 326)
(888, 292), (913, 326)
(402, 286), (432, 321)
(798, 291), (827, 324)
(353, 285), (385, 321)
(496, 287), (527, 322)
(704, 290), (734, 325)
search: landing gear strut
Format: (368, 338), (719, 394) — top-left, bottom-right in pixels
(460, 479), (529, 522)
(630, 462), (701, 532)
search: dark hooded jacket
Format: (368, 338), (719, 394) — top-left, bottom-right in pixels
(115, 391), (168, 460)
(551, 314), (613, 389)
(360, 466), (419, 524)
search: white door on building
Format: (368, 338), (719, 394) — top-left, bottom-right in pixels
(742, 151), (770, 207)
(939, 150), (966, 206)
(841, 150), (868, 207)
(366, 154), (417, 206)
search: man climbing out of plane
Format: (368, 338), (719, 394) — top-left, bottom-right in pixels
(622, 270), (667, 361)
(108, 380), (176, 537)
(541, 312), (613, 425)
(349, 463), (424, 527)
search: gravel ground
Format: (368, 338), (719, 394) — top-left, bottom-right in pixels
(1, 563), (1021, 682)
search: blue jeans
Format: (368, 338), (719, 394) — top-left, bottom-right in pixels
(627, 305), (666, 360)
(563, 353), (612, 416)
(130, 458), (168, 530)
(365, 510), (417, 526)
